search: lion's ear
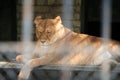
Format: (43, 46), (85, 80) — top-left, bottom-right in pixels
(54, 16), (62, 24)
(34, 16), (42, 26)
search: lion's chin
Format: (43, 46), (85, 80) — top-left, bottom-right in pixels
(40, 44), (50, 48)
(40, 43), (50, 46)
(40, 42), (53, 47)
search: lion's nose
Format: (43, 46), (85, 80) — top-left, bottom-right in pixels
(41, 40), (46, 43)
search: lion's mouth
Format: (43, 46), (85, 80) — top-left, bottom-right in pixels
(40, 45), (49, 48)
(40, 35), (58, 47)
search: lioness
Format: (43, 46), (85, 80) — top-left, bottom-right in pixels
(16, 16), (120, 80)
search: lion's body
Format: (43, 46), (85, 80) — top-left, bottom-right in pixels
(17, 16), (120, 79)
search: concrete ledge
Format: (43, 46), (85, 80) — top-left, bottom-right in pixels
(0, 61), (120, 72)
(0, 62), (120, 80)
(0, 62), (22, 68)
(0, 61), (100, 70)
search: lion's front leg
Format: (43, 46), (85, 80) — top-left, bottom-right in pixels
(18, 56), (54, 80)
(18, 62), (32, 80)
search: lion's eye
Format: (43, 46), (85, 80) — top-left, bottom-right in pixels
(39, 31), (42, 34)
(47, 31), (51, 35)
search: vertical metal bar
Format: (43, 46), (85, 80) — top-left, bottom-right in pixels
(60, 70), (72, 80)
(22, 0), (34, 63)
(101, 0), (112, 42)
(62, 0), (73, 30)
(101, 0), (112, 80)
(19, 0), (34, 79)
(61, 0), (73, 80)
(22, 0), (33, 41)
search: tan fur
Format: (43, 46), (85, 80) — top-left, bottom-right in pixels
(17, 16), (120, 79)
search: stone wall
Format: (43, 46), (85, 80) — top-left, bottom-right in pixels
(16, 0), (81, 40)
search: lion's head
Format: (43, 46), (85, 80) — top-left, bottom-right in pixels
(34, 16), (64, 46)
